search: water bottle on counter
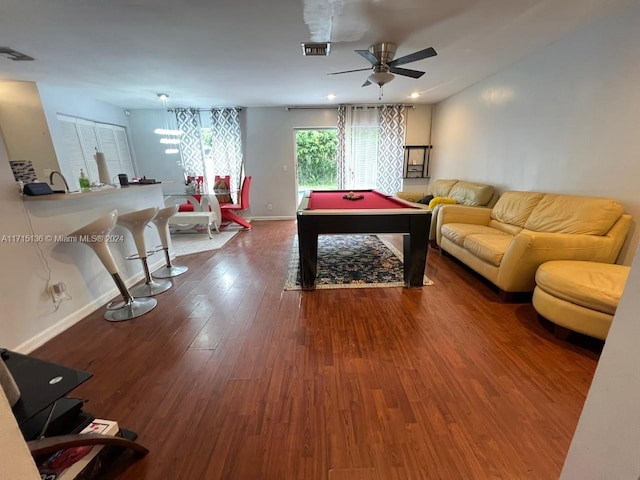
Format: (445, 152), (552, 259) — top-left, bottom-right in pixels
(79, 169), (91, 192)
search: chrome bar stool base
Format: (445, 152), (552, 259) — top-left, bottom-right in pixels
(104, 267), (157, 322)
(153, 265), (188, 279)
(130, 279), (172, 297)
(105, 297), (157, 322)
(151, 207), (190, 279)
(152, 247), (188, 279)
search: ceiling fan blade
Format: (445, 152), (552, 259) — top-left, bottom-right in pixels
(327, 67), (372, 76)
(388, 47), (437, 67)
(362, 79), (372, 87)
(388, 66), (425, 79)
(355, 49), (379, 65)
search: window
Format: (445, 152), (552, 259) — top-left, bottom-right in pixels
(57, 115), (136, 191)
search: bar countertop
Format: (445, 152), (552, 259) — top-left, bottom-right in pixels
(21, 183), (162, 201)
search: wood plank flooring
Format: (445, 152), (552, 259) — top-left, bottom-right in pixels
(33, 220), (600, 479)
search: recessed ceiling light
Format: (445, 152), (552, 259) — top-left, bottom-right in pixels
(410, 92), (420, 99)
(327, 94), (336, 100)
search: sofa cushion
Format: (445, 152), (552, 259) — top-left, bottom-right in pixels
(536, 261), (630, 314)
(491, 191), (545, 227)
(441, 223), (508, 247)
(464, 234), (514, 267)
(429, 179), (458, 198)
(524, 194), (625, 235)
(428, 196), (457, 209)
(448, 181), (495, 207)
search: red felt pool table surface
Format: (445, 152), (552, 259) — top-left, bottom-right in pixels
(306, 190), (409, 210)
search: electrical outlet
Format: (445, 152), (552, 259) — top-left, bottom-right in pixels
(267, 203), (273, 211)
(49, 282), (67, 302)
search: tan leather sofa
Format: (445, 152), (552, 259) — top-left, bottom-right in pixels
(436, 191), (632, 297)
(533, 260), (630, 340)
(397, 179), (498, 243)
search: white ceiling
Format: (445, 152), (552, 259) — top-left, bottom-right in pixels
(0, 0), (634, 109)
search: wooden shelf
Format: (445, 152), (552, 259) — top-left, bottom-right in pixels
(403, 145), (431, 179)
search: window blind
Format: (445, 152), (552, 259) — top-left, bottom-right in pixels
(57, 115), (136, 189)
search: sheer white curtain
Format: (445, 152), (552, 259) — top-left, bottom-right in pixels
(206, 108), (243, 195)
(336, 105), (406, 194)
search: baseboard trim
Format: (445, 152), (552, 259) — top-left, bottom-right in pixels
(15, 257), (167, 354)
(251, 216), (296, 221)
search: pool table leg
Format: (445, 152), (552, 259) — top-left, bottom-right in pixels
(403, 227), (428, 288)
(299, 232), (318, 290)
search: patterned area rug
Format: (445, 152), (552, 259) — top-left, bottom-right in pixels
(284, 234), (434, 290)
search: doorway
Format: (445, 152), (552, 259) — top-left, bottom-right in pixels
(295, 128), (338, 204)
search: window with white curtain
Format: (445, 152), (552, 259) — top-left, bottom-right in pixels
(344, 107), (380, 189)
(337, 105), (406, 194)
(57, 115), (135, 191)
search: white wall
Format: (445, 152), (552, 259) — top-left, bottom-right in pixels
(245, 107), (337, 218)
(403, 105), (433, 193)
(127, 109), (185, 189)
(125, 105), (434, 217)
(431, 1), (640, 264)
(0, 81), (59, 180)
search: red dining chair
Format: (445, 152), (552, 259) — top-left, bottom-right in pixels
(214, 175), (232, 204)
(220, 176), (252, 230)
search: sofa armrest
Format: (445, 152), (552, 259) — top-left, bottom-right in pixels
(435, 205), (492, 246)
(396, 191), (426, 203)
(497, 228), (629, 292)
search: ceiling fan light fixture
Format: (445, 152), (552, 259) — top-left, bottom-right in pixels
(368, 71), (395, 87)
(154, 128), (183, 135)
(0, 47), (34, 61)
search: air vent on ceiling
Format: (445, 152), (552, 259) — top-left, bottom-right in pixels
(0, 47), (34, 61)
(301, 42), (330, 56)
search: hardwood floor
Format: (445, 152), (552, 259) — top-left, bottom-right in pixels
(33, 220), (600, 479)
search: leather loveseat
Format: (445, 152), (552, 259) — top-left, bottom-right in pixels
(435, 191), (632, 298)
(397, 179), (498, 243)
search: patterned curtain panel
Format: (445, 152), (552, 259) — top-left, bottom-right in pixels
(336, 104), (406, 193)
(175, 108), (205, 179)
(208, 108), (243, 195)
(377, 105), (406, 195)
(336, 105), (347, 189)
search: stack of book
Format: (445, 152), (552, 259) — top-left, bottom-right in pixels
(36, 419), (119, 479)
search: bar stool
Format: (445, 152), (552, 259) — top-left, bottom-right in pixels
(117, 207), (172, 297)
(69, 210), (156, 321)
(151, 205), (188, 278)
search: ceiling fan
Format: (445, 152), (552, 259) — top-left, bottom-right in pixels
(328, 42), (437, 90)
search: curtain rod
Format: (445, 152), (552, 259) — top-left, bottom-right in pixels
(286, 104), (416, 111)
(167, 107), (243, 112)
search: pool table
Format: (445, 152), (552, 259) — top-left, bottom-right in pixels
(296, 189), (432, 290)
